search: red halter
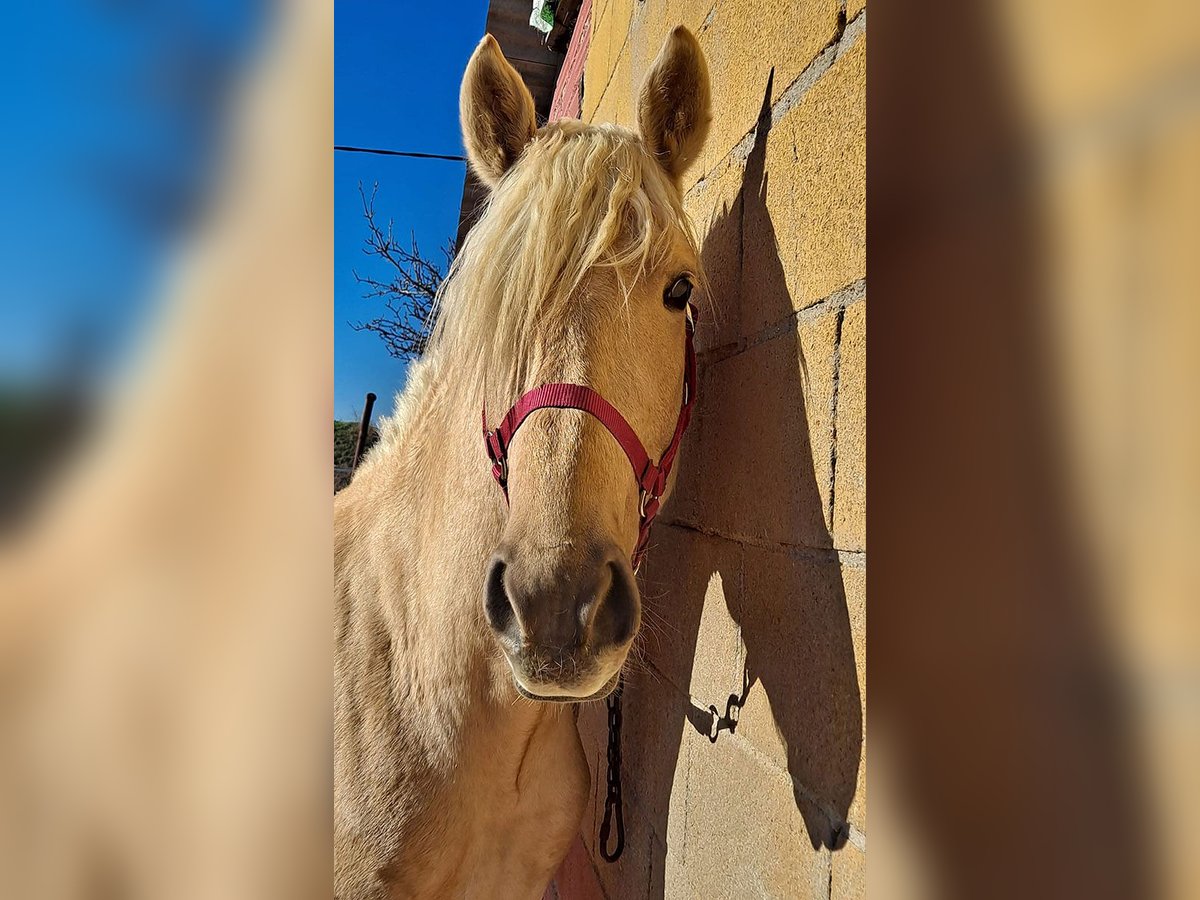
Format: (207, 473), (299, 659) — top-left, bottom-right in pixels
(483, 305), (698, 573)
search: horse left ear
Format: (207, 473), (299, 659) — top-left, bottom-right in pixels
(460, 34), (538, 189)
(638, 26), (712, 181)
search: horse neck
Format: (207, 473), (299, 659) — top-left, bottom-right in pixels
(362, 351), (549, 740)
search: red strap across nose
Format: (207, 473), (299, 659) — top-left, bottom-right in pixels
(483, 305), (697, 572)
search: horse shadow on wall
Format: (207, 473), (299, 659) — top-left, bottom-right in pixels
(579, 76), (862, 896)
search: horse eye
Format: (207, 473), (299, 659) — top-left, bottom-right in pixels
(664, 275), (693, 310)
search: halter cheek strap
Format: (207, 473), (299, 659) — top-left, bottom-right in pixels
(483, 305), (697, 572)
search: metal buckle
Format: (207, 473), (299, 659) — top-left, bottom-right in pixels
(485, 430), (508, 486)
(639, 488), (662, 519)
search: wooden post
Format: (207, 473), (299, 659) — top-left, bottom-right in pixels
(351, 392), (377, 469)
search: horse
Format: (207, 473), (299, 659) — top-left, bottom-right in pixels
(335, 26), (712, 899)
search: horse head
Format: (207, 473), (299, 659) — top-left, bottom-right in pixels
(450, 28), (711, 701)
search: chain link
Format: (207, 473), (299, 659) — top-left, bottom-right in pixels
(598, 681), (625, 862)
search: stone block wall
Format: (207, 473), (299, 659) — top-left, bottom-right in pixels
(547, 2), (867, 897)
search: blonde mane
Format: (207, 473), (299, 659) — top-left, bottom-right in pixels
(434, 120), (696, 399)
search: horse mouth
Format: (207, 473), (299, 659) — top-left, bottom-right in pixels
(512, 670), (621, 703)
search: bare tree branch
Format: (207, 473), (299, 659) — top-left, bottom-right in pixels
(349, 182), (453, 360)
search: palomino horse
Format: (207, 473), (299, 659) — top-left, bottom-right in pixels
(335, 27), (711, 899)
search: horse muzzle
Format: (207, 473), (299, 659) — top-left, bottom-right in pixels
(483, 540), (639, 700)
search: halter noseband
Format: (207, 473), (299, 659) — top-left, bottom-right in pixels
(483, 304), (698, 573)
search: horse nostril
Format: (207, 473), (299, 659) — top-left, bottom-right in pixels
(484, 556), (515, 636)
(590, 558), (639, 649)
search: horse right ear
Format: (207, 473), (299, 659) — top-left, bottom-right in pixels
(460, 35), (538, 190)
(637, 26), (711, 181)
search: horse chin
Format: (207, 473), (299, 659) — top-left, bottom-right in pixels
(501, 639), (631, 703)
(512, 670), (622, 704)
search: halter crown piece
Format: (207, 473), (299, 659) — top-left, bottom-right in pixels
(483, 304), (698, 573)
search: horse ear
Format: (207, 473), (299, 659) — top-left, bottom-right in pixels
(460, 35), (538, 189)
(637, 26), (712, 181)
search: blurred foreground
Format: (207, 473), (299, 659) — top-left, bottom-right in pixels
(0, 1), (331, 897)
(0, 0), (1196, 897)
(873, 1), (1199, 898)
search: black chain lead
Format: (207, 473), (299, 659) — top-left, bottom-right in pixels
(598, 681), (625, 862)
(596, 670), (749, 863)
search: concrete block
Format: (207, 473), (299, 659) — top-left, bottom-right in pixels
(581, 0), (624, 121)
(685, 156), (747, 350)
(585, 0), (635, 125)
(594, 816), (667, 900)
(661, 842), (691, 900)
(750, 34), (865, 328)
(730, 544), (863, 846)
(694, 0), (842, 177)
(610, 46), (638, 128)
(626, 0), (672, 80)
(680, 730), (830, 897)
(590, 43), (635, 129)
(841, 559), (866, 832)
(604, 0), (635, 52)
(589, 0), (614, 31)
(680, 0), (719, 32)
(832, 299), (866, 551)
(581, 11), (607, 122)
(831, 841), (866, 900)
(661, 417), (703, 526)
(798, 309), (840, 533)
(636, 524), (744, 700)
(690, 308), (839, 548)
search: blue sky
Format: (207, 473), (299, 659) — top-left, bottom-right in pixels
(0, 1), (487, 424)
(0, 0), (264, 389)
(335, 0), (489, 421)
